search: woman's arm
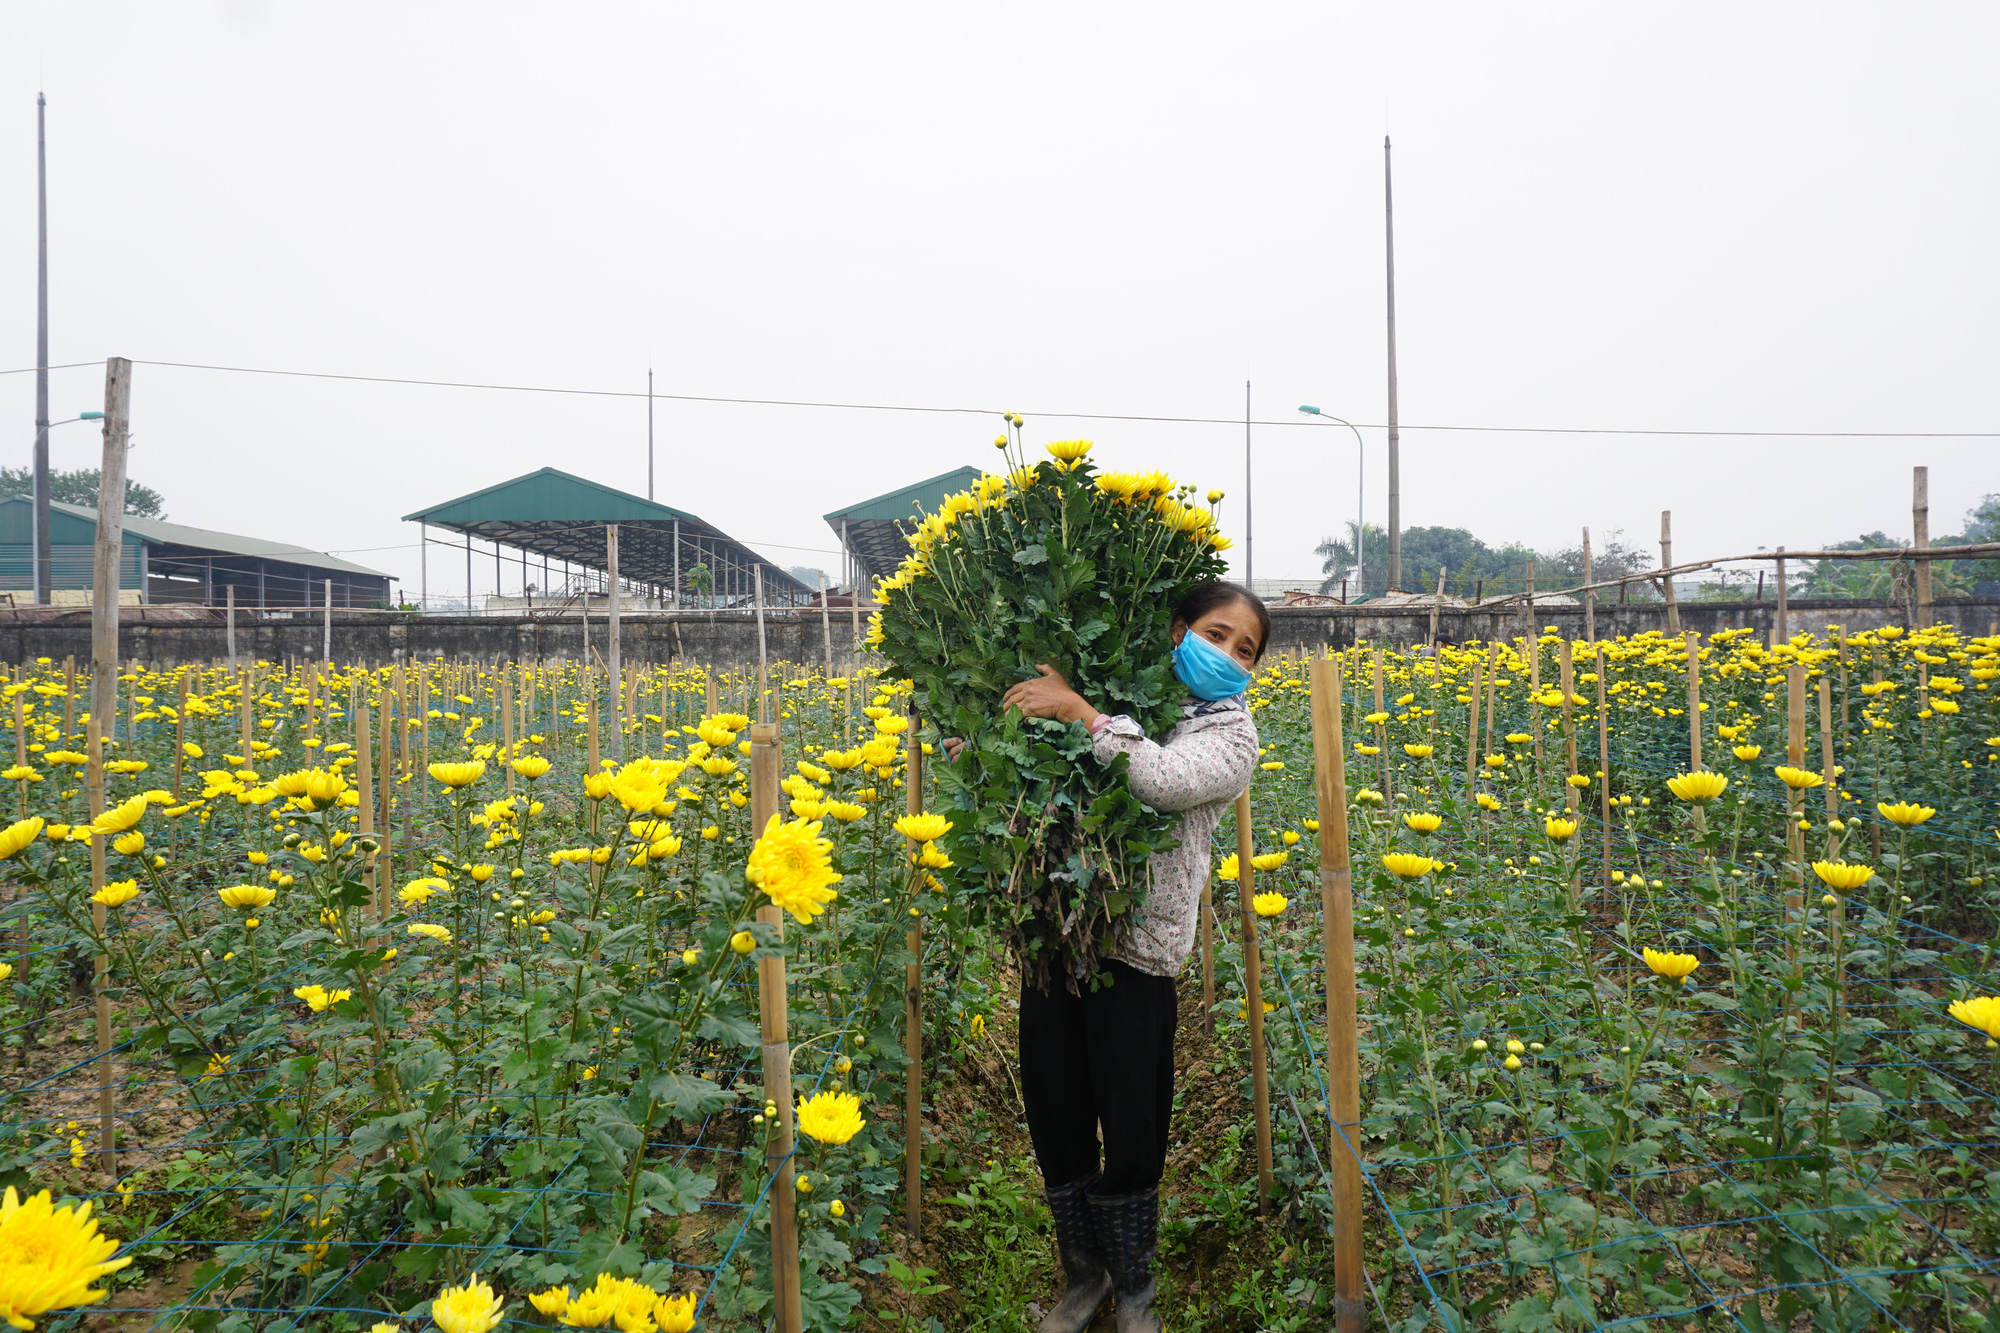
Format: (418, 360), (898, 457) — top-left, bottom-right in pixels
(1091, 709), (1258, 813)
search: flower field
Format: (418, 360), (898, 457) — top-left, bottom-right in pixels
(0, 617), (1996, 1331)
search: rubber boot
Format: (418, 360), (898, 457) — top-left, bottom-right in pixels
(1087, 1186), (1162, 1332)
(1037, 1171), (1113, 1333)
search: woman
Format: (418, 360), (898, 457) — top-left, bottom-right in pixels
(979, 579), (1268, 1333)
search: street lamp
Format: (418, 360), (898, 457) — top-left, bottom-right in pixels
(1298, 406), (1366, 601)
(29, 410), (106, 604)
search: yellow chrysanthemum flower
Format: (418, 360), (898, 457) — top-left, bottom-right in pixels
(654, 1292), (697, 1333)
(430, 1273), (504, 1333)
(90, 881), (140, 908)
(0, 1186), (133, 1328)
(217, 885), (275, 910)
(1217, 854), (1239, 882)
(745, 816), (842, 924)
(511, 755), (551, 779)
(1642, 948), (1699, 982)
(1666, 771), (1727, 803)
(1811, 861), (1874, 892)
(1381, 852), (1438, 880)
(1946, 995), (2000, 1039)
(1731, 744), (1762, 762)
(0, 817), (43, 860)
(1773, 765), (1824, 791)
(1403, 812), (1442, 834)
(1252, 892), (1288, 917)
(428, 760), (486, 789)
(91, 793), (150, 836)
(893, 813), (952, 843)
(1403, 744), (1435, 759)
(1877, 801), (1935, 827)
(1544, 817), (1578, 842)
(797, 1089), (866, 1145)
(1044, 438), (1092, 463)
(407, 923), (453, 943)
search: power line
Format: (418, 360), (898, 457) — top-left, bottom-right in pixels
(3, 357), (1995, 438)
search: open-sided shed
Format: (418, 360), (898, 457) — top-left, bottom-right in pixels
(823, 464), (984, 586)
(0, 496), (392, 608)
(403, 468), (814, 610)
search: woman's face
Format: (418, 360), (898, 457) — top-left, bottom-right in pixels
(1172, 601), (1263, 670)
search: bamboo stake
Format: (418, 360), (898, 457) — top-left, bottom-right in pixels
(356, 703), (379, 918)
(1527, 631), (1545, 769)
(904, 706), (924, 1237)
(1464, 658), (1484, 795)
(1683, 632), (1703, 770)
(1483, 641), (1500, 761)
(10, 695), (25, 819)
(88, 717), (115, 1175)
(749, 721), (804, 1333)
(1235, 789), (1275, 1207)
(379, 677), (396, 904)
(1558, 638), (1579, 813)
(1818, 674), (1843, 1014)
(171, 668), (188, 799)
(1786, 666), (1807, 983)
(1595, 646), (1613, 894)
(1309, 655), (1363, 1332)
(502, 669), (516, 800)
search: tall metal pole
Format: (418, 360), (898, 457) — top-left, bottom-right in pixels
(647, 368), (654, 501)
(1384, 135), (1402, 594)
(34, 94), (52, 606)
(1243, 380), (1253, 592)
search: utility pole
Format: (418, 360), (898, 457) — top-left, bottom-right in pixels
(1383, 135), (1402, 593)
(34, 94), (52, 606)
(1243, 380), (1253, 592)
(647, 368), (654, 501)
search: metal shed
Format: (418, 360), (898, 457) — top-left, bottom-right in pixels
(823, 464), (984, 586)
(0, 496), (393, 608)
(403, 467), (814, 611)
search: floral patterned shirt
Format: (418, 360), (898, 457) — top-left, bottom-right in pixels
(1089, 696), (1260, 977)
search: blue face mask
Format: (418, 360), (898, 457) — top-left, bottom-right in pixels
(1171, 629), (1253, 701)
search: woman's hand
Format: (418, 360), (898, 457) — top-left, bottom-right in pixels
(942, 737), (966, 763)
(1002, 665), (1101, 728)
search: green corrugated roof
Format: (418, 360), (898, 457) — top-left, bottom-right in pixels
(822, 466), (984, 526)
(0, 497), (390, 578)
(402, 467), (701, 525)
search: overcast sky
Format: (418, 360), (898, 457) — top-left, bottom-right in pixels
(4, 2), (1995, 602)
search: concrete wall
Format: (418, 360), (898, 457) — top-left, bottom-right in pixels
(3, 597), (1995, 669)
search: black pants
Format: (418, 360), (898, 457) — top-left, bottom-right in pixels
(1018, 959), (1178, 1195)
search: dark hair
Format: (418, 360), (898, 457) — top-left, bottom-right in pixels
(1172, 580), (1271, 662)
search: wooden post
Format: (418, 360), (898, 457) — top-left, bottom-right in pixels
(1581, 526), (1595, 643)
(1912, 466), (1932, 629)
(903, 707), (924, 1238)
(1527, 628), (1545, 769)
(1464, 658), (1484, 795)
(1595, 645), (1613, 892)
(1308, 655), (1363, 1333)
(501, 669), (516, 799)
(749, 721), (803, 1333)
(171, 668), (188, 799)
(1427, 566), (1445, 647)
(1785, 666), (1807, 980)
(606, 525), (622, 759)
(88, 717), (116, 1174)
(1683, 632), (1703, 770)
(226, 584), (236, 669)
(1775, 548), (1789, 645)
(90, 359), (131, 744)
(355, 703), (378, 917)
(1660, 511), (1679, 633)
(1234, 789), (1275, 1208)
(754, 566), (771, 725)
(819, 572), (833, 683)
(378, 678), (395, 907)
(1558, 638), (1579, 812)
